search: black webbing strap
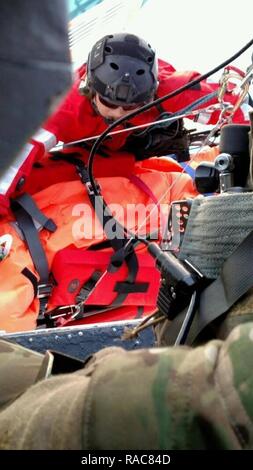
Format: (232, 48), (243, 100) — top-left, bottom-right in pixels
(49, 154), (142, 310)
(155, 99), (166, 114)
(11, 193), (57, 232)
(11, 195), (56, 326)
(166, 229), (253, 345)
(13, 208), (49, 282)
(75, 271), (102, 303)
(114, 281), (149, 294)
(187, 228), (253, 343)
(74, 157), (142, 307)
(21, 267), (37, 297)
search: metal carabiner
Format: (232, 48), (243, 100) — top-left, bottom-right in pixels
(218, 66), (246, 103)
(70, 303), (82, 319)
(47, 304), (81, 320)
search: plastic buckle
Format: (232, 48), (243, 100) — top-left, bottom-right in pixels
(85, 181), (101, 195)
(37, 283), (53, 299)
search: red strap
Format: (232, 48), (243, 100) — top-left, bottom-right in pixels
(127, 174), (167, 234)
(225, 65), (245, 78)
(128, 174), (159, 204)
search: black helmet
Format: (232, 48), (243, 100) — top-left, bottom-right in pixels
(85, 33), (158, 106)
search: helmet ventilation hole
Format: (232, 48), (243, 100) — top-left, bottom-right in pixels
(136, 69), (145, 75)
(110, 62), (119, 70)
(105, 46), (112, 53)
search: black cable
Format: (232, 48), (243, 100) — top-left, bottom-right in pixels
(84, 37), (253, 252)
(50, 90), (217, 150)
(88, 37), (253, 195)
(81, 40), (253, 329)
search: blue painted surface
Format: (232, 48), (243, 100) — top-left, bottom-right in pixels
(1, 321), (155, 360)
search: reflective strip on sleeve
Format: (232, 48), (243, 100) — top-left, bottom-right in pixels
(32, 128), (57, 151)
(205, 77), (216, 84)
(195, 112), (211, 125)
(240, 99), (252, 121)
(0, 143), (33, 194)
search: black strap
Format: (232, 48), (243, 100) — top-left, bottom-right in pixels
(50, 154), (142, 308)
(50, 153), (126, 250)
(166, 229), (253, 345)
(75, 271), (102, 303)
(135, 306), (145, 319)
(74, 157), (141, 304)
(21, 267), (37, 297)
(34, 153), (151, 326)
(11, 195), (55, 325)
(114, 281), (149, 294)
(187, 228), (253, 343)
(11, 193), (57, 232)
(155, 100), (166, 114)
(13, 207), (49, 283)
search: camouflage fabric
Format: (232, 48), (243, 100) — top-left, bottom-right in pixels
(0, 323), (253, 449)
(0, 339), (44, 410)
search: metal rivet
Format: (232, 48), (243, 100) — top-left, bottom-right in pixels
(16, 176), (26, 191)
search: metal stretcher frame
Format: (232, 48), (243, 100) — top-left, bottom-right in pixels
(0, 319), (155, 360)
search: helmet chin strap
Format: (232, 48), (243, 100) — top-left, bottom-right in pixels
(90, 97), (100, 115)
(104, 117), (116, 125)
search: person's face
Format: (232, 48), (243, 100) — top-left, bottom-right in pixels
(93, 93), (143, 121)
